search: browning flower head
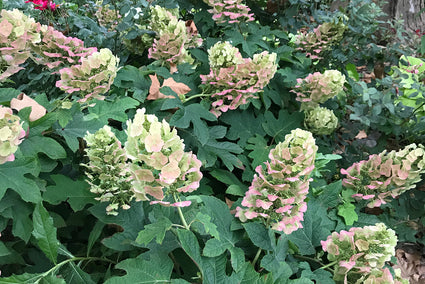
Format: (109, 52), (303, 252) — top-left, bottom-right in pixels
(56, 48), (119, 103)
(202, 0), (255, 24)
(83, 125), (133, 216)
(0, 106), (25, 164)
(125, 108), (202, 203)
(293, 70), (346, 110)
(341, 143), (425, 208)
(201, 46), (277, 117)
(236, 128), (317, 234)
(304, 106), (338, 135)
(321, 223), (398, 283)
(293, 18), (347, 59)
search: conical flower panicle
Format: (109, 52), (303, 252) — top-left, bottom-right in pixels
(83, 126), (132, 216)
(0, 106), (25, 164)
(341, 143), (425, 208)
(321, 223), (399, 283)
(236, 129), (317, 234)
(125, 108), (202, 202)
(202, 0), (254, 24)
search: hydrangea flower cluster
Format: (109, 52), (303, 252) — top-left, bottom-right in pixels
(341, 143), (425, 208)
(202, 0), (255, 24)
(56, 48), (119, 103)
(293, 70), (346, 108)
(25, 0), (57, 11)
(125, 108), (203, 201)
(293, 19), (347, 60)
(304, 106), (338, 135)
(32, 26), (97, 69)
(358, 268), (407, 284)
(94, 1), (121, 31)
(83, 108), (203, 215)
(148, 5), (203, 70)
(0, 9), (44, 81)
(201, 42), (277, 117)
(321, 223), (399, 283)
(83, 126), (133, 216)
(236, 128), (317, 234)
(0, 106), (25, 164)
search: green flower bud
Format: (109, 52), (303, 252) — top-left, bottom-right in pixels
(304, 106), (338, 135)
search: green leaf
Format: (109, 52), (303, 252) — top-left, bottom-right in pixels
(87, 221), (105, 257)
(228, 246), (245, 273)
(298, 262), (334, 284)
(0, 157), (41, 203)
(170, 104), (217, 145)
(210, 169), (248, 193)
(260, 254), (292, 282)
(337, 202), (358, 225)
(0, 241), (11, 257)
(194, 212), (220, 239)
(317, 180), (342, 208)
(43, 175), (96, 212)
(104, 253), (173, 283)
(262, 110), (303, 143)
(20, 136), (66, 160)
(203, 238), (227, 257)
(243, 222), (273, 251)
(136, 216), (172, 246)
(220, 110), (266, 147)
(89, 202), (145, 251)
(287, 199), (335, 255)
(246, 135), (271, 169)
(225, 185), (245, 197)
(346, 63), (360, 81)
(38, 275), (66, 284)
(32, 203), (59, 264)
(62, 262), (96, 284)
(54, 112), (103, 152)
(0, 88), (21, 104)
(113, 65), (150, 102)
(0, 273), (44, 283)
(86, 97), (139, 124)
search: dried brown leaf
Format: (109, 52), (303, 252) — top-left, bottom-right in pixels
(10, 93), (46, 121)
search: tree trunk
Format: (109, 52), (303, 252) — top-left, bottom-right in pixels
(387, 0), (425, 33)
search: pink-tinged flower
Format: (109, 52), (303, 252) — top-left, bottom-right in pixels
(25, 0), (57, 11)
(56, 48), (119, 103)
(236, 129), (317, 234)
(0, 106), (25, 164)
(202, 0), (254, 24)
(322, 223), (398, 283)
(202, 42), (277, 116)
(292, 19), (346, 60)
(341, 144), (425, 208)
(150, 200), (192, 207)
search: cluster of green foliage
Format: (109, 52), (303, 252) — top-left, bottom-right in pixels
(0, 0), (425, 283)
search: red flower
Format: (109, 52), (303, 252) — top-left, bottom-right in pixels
(25, 0), (57, 11)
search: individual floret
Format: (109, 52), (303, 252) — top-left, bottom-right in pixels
(341, 143), (425, 208)
(304, 106), (338, 135)
(56, 48), (119, 103)
(0, 106), (25, 164)
(236, 128), (317, 234)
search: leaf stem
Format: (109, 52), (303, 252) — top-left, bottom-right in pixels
(293, 254), (335, 273)
(174, 194), (190, 230)
(182, 93), (208, 103)
(251, 247), (262, 268)
(320, 260), (338, 271)
(35, 256), (116, 283)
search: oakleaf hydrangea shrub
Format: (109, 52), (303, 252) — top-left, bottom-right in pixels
(0, 9), (43, 81)
(0, 106), (25, 164)
(236, 128), (317, 234)
(341, 143), (425, 208)
(304, 106), (338, 135)
(83, 108), (203, 215)
(201, 41), (277, 116)
(56, 48), (119, 103)
(321, 223), (403, 283)
(202, 0), (255, 24)
(293, 18), (347, 60)
(83, 125), (133, 216)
